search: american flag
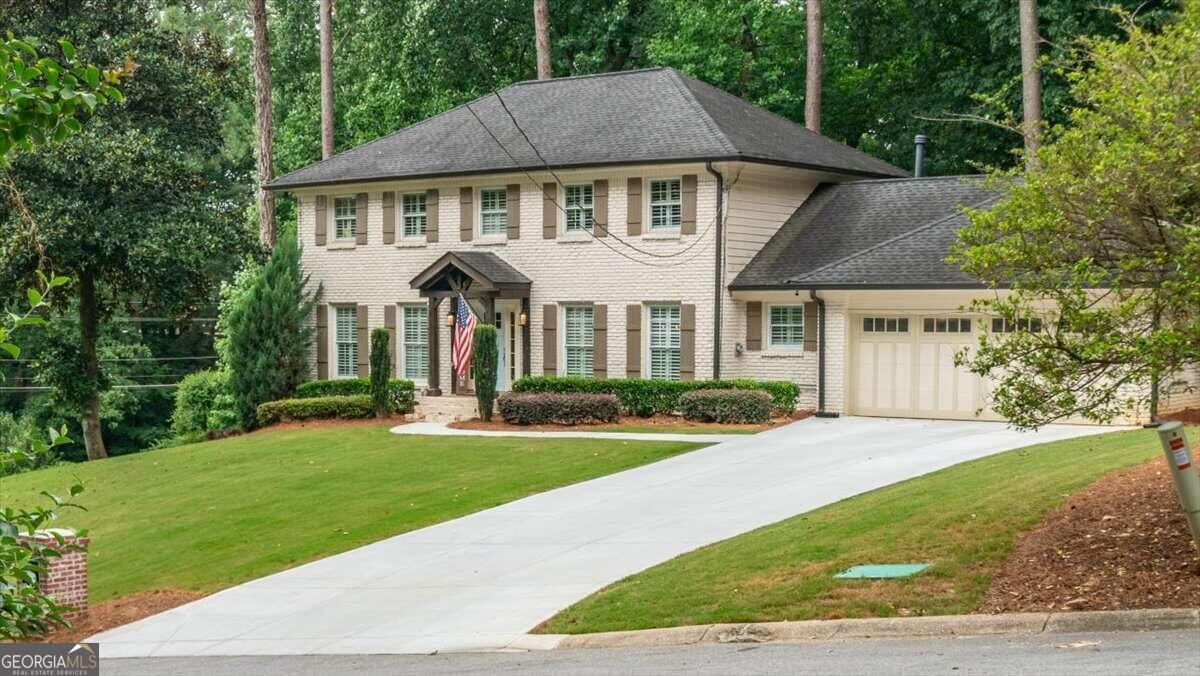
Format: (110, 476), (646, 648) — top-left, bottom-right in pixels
(452, 294), (477, 377)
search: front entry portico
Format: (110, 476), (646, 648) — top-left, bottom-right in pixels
(410, 251), (532, 396)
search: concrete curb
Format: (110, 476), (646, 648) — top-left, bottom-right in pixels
(548, 608), (1200, 650)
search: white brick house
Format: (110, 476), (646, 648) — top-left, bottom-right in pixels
(269, 67), (1188, 424)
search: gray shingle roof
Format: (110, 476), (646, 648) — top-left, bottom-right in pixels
(268, 68), (905, 189)
(409, 251), (531, 291)
(731, 176), (999, 289)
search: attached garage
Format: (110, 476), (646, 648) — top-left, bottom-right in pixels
(850, 314), (999, 421)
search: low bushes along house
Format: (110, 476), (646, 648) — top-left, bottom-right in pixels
(256, 378), (415, 427)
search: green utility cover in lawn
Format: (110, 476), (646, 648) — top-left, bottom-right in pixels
(834, 564), (930, 579)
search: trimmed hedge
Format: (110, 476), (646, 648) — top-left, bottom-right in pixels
(256, 395), (374, 427)
(511, 377), (798, 416)
(680, 389), (772, 424)
(497, 392), (621, 425)
(295, 378), (415, 413)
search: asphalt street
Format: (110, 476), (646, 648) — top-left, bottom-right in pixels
(101, 629), (1200, 676)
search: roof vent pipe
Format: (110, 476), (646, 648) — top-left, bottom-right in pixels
(913, 134), (929, 177)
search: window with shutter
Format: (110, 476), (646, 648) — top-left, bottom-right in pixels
(402, 193), (427, 238)
(479, 188), (507, 236)
(563, 306), (594, 376)
(400, 305), (429, 380)
(335, 307), (358, 377)
(333, 196), (357, 240)
(648, 305), (681, 380)
(649, 179), (682, 230)
(768, 305), (805, 347)
(564, 184), (594, 232)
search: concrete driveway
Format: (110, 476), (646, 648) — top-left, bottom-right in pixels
(90, 417), (1111, 657)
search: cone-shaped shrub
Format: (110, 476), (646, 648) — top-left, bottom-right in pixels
(472, 324), (498, 422)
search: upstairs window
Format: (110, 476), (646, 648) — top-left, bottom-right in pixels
(480, 188), (507, 236)
(768, 305), (805, 347)
(563, 305), (594, 376)
(333, 196), (357, 240)
(564, 184), (594, 232)
(649, 179), (682, 230)
(335, 307), (357, 378)
(402, 193), (426, 238)
(648, 305), (681, 380)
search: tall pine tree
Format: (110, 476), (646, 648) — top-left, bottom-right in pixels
(225, 229), (320, 427)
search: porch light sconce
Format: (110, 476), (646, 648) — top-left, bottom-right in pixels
(518, 312), (528, 326)
(446, 312), (455, 326)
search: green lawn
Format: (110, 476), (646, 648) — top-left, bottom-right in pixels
(540, 427), (1174, 634)
(0, 424), (703, 602)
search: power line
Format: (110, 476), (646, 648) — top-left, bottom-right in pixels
(0, 383), (181, 392)
(0, 355), (217, 364)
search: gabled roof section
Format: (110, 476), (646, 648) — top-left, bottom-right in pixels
(268, 68), (906, 190)
(731, 176), (999, 290)
(410, 251), (531, 296)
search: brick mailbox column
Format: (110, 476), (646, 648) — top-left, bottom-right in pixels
(20, 529), (90, 617)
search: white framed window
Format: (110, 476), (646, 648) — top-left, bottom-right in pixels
(564, 184), (594, 232)
(563, 305), (594, 377)
(768, 305), (805, 347)
(402, 305), (428, 381)
(335, 306), (357, 378)
(648, 305), (681, 380)
(991, 317), (1043, 333)
(648, 178), (682, 231)
(862, 317), (909, 333)
(402, 193), (426, 239)
(479, 187), (507, 236)
(923, 317), (973, 333)
(333, 196), (357, 240)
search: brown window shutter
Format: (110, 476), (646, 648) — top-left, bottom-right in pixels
(542, 304), (557, 375)
(505, 183), (521, 239)
(384, 305), (398, 375)
(459, 187), (473, 241)
(382, 191), (396, 244)
(593, 304), (608, 378)
(746, 301), (762, 351)
(593, 180), (609, 237)
(355, 192), (369, 244)
(314, 195), (327, 246)
(680, 304), (696, 380)
(316, 304), (329, 379)
(542, 182), (557, 239)
(426, 189), (440, 242)
(804, 302), (818, 352)
(625, 304), (641, 378)
(681, 174), (698, 235)
(626, 177), (642, 236)
(356, 304), (369, 376)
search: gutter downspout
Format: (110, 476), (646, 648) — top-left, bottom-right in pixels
(707, 162), (724, 379)
(809, 289), (837, 418)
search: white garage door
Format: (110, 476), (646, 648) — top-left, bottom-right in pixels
(851, 314), (998, 421)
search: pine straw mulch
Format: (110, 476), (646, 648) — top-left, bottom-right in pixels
(449, 410), (811, 434)
(980, 458), (1200, 613)
(34, 589), (205, 644)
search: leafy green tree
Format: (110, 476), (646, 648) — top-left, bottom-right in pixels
(225, 228), (319, 427)
(369, 328), (391, 417)
(1, 1), (256, 459)
(954, 5), (1200, 427)
(472, 324), (498, 422)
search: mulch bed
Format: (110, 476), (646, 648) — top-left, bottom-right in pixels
(34, 589), (205, 644)
(1163, 408), (1200, 425)
(449, 411), (810, 434)
(980, 458), (1200, 613)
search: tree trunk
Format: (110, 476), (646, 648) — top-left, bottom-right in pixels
(534, 0), (552, 80)
(77, 270), (108, 460)
(804, 0), (822, 133)
(319, 0), (334, 159)
(249, 0), (276, 248)
(1019, 0), (1042, 171)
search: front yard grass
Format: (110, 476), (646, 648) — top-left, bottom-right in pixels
(0, 424), (703, 602)
(539, 427), (1176, 634)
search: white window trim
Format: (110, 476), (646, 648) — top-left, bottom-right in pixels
(561, 183), (595, 235)
(398, 304), (429, 386)
(765, 303), (806, 351)
(645, 176), (683, 232)
(643, 303), (682, 381)
(333, 305), (358, 379)
(400, 192), (427, 241)
(559, 303), (595, 378)
(332, 195), (358, 241)
(477, 186), (508, 239)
